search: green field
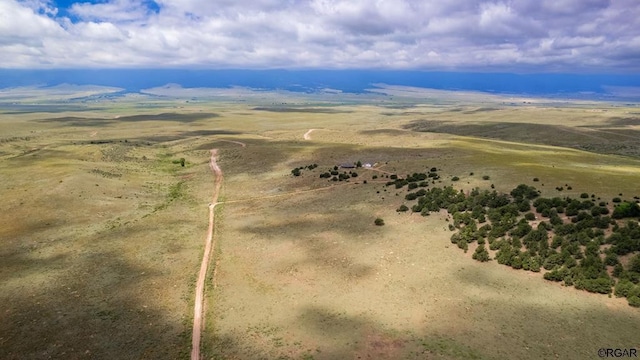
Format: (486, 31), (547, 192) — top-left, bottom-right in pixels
(1, 92), (639, 359)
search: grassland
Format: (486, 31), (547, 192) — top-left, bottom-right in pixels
(0, 92), (639, 359)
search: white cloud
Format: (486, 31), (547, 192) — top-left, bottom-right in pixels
(0, 0), (639, 71)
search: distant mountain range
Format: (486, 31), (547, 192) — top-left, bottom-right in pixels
(0, 69), (639, 101)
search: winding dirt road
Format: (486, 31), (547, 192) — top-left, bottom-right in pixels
(191, 149), (223, 360)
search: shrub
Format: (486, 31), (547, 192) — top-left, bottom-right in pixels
(482, 175), (490, 180)
(580, 193), (589, 199)
(612, 201), (640, 219)
(629, 254), (640, 273)
(456, 238), (469, 252)
(511, 256), (523, 269)
(530, 256), (541, 272)
(575, 277), (614, 294)
(472, 245), (491, 262)
(405, 193), (418, 201)
(615, 279), (635, 298)
(374, 218), (385, 226)
(533, 177), (539, 182)
(451, 176), (460, 181)
(397, 205), (409, 212)
(544, 268), (565, 282)
(612, 197), (622, 203)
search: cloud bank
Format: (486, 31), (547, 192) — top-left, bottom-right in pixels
(2, 0), (639, 72)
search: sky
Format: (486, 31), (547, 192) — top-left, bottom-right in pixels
(2, 0), (640, 72)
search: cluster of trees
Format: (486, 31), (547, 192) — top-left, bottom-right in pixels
(613, 201), (640, 219)
(285, 162), (640, 306)
(291, 163), (361, 182)
(395, 181), (640, 307)
(385, 169), (442, 190)
(290, 164), (318, 176)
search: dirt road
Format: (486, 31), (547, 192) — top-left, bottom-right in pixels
(218, 139), (247, 147)
(191, 149), (223, 360)
(303, 129), (316, 140)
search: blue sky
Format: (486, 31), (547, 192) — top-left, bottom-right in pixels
(2, 0), (639, 73)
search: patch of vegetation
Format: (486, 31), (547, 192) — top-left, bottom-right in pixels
(171, 157), (186, 167)
(291, 164), (319, 176)
(154, 181), (187, 211)
(381, 173), (640, 307)
(91, 168), (122, 178)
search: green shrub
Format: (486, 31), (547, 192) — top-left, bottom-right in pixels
(544, 268), (565, 282)
(615, 279), (635, 298)
(612, 201), (640, 219)
(628, 296), (640, 307)
(457, 238), (469, 252)
(472, 245), (491, 262)
(374, 218), (385, 226)
(529, 256), (541, 272)
(575, 277), (613, 294)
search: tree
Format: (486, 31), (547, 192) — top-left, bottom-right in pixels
(374, 218), (385, 226)
(612, 202), (640, 219)
(472, 245), (491, 262)
(615, 279), (635, 298)
(356, 160), (362, 168)
(529, 256), (541, 272)
(629, 254), (640, 274)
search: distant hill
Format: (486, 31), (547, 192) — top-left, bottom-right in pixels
(0, 69), (639, 101)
